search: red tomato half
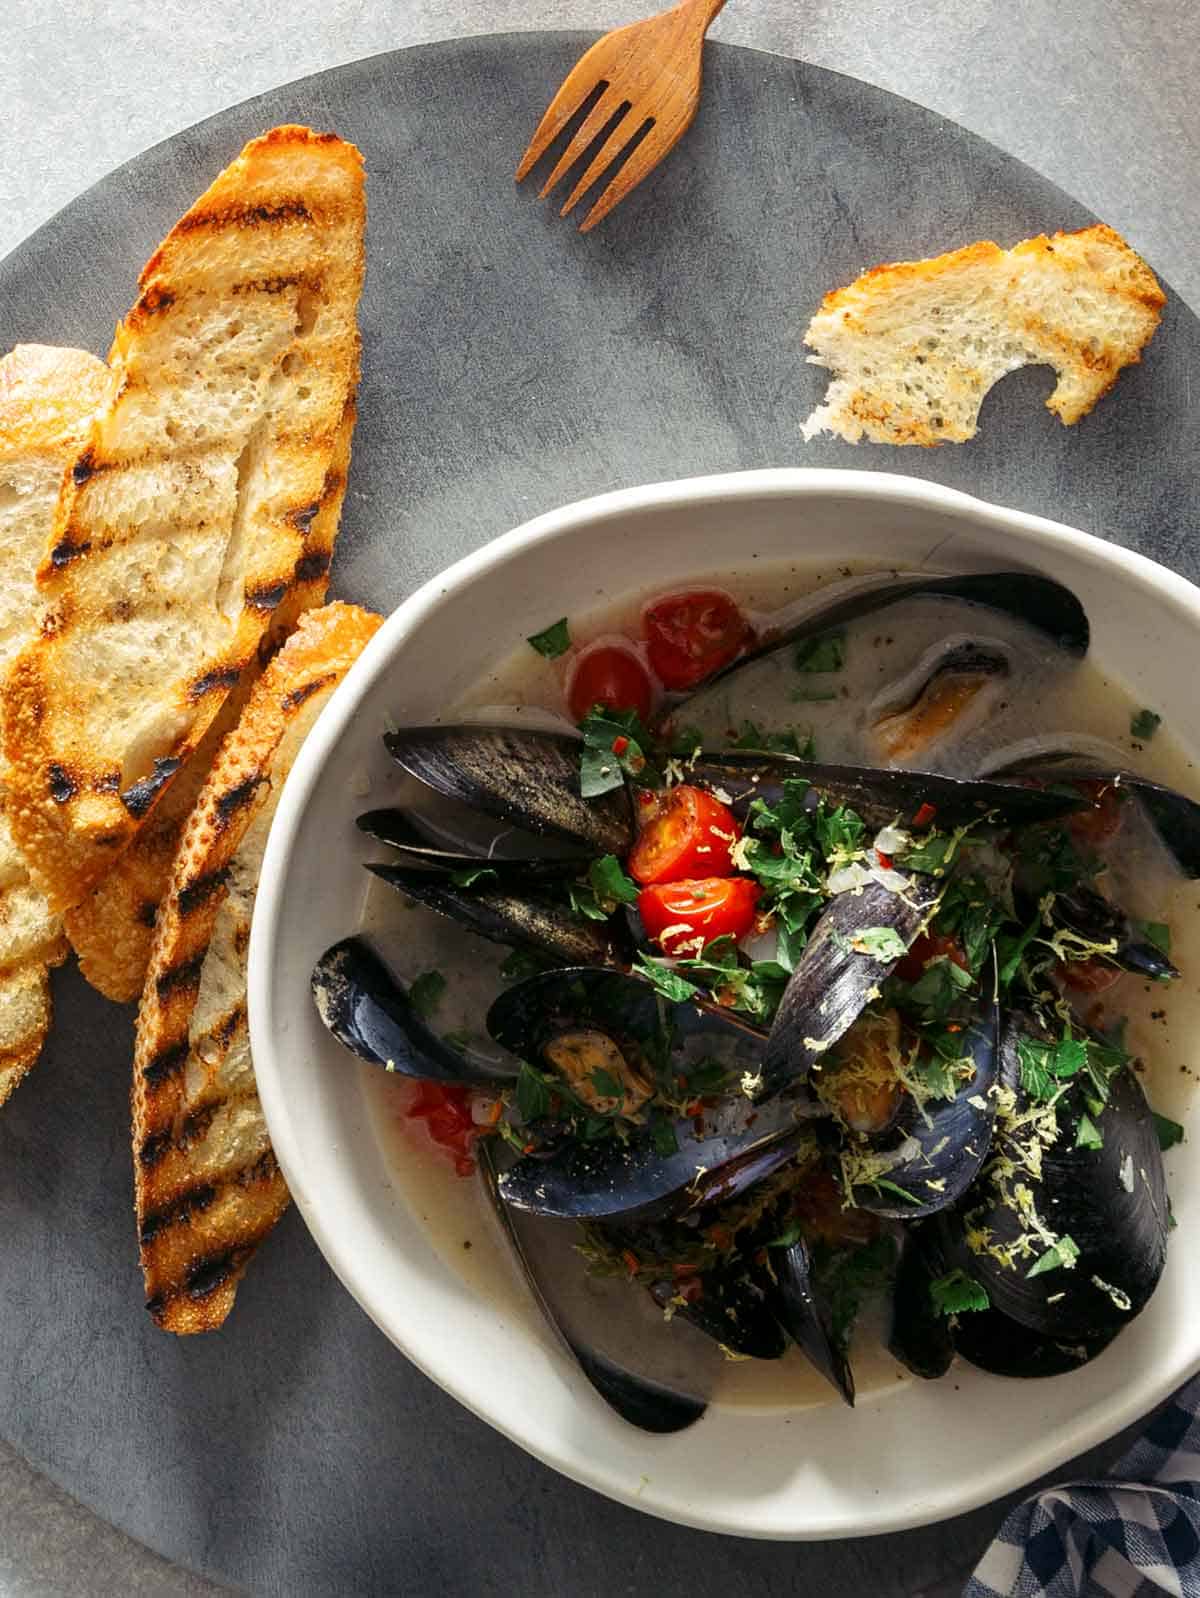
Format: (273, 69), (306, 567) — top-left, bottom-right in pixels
(642, 589), (752, 691)
(628, 785), (741, 885)
(638, 877), (760, 955)
(894, 931), (970, 984)
(1057, 957), (1123, 995)
(1067, 780), (1126, 851)
(567, 641), (655, 723)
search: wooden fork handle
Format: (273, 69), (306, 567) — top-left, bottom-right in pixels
(676, 0), (728, 28)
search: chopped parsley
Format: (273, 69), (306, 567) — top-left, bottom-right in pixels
(929, 1267), (990, 1316)
(846, 926), (908, 960)
(515, 1061), (552, 1122)
(578, 707), (657, 798)
(408, 969), (446, 1019)
(1027, 1234), (1080, 1277)
(1016, 1034), (1088, 1101)
(498, 947), (556, 984)
(1075, 1113), (1104, 1150)
(1153, 1112), (1185, 1151)
(1130, 707), (1161, 741)
(526, 617), (571, 658)
(1135, 920), (1172, 957)
(813, 1235), (897, 1353)
(633, 954), (700, 1004)
(730, 721), (816, 760)
(793, 628), (846, 674)
(588, 854), (641, 910)
(449, 864), (499, 888)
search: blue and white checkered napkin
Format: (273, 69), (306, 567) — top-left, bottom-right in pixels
(966, 1375), (1200, 1598)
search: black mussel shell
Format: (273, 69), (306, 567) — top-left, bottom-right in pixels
(368, 866), (629, 968)
(311, 937), (515, 1085)
(749, 1231), (855, 1403)
(984, 752), (1200, 880)
(356, 809), (586, 880)
(843, 1001), (1001, 1219)
(876, 642), (1011, 719)
(946, 1062), (1168, 1341)
(385, 725), (633, 856)
(649, 1265), (788, 1361)
(490, 967), (819, 1221)
(760, 877), (941, 1100)
(691, 753), (1085, 833)
(951, 1308), (1117, 1379)
(1025, 880), (1179, 982)
(887, 1234), (954, 1381)
(477, 1144), (706, 1433)
(677, 571), (1088, 706)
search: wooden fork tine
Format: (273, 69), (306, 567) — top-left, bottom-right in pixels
(559, 113), (653, 219)
(515, 32), (623, 180)
(578, 118), (680, 232)
(539, 87), (628, 199)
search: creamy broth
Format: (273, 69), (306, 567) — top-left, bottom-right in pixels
(359, 561), (1200, 1412)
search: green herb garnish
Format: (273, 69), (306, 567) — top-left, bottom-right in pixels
(1027, 1234), (1080, 1277)
(588, 854), (641, 910)
(1130, 708), (1161, 741)
(1075, 1113), (1104, 1150)
(408, 969), (446, 1019)
(1153, 1112), (1185, 1151)
(633, 954), (700, 1004)
(929, 1267), (990, 1316)
(793, 629), (846, 674)
(848, 926), (908, 960)
(526, 617), (571, 658)
(515, 1062), (552, 1122)
(579, 707), (657, 798)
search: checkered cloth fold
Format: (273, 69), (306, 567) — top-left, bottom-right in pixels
(966, 1375), (1200, 1597)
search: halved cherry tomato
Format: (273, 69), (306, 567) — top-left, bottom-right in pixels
(1066, 780), (1126, 851)
(894, 931), (970, 984)
(638, 876), (760, 955)
(567, 641), (654, 723)
(405, 1081), (477, 1176)
(628, 784), (741, 885)
(1057, 957), (1123, 995)
(642, 589), (752, 691)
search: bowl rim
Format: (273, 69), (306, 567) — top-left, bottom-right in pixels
(248, 466), (1200, 1538)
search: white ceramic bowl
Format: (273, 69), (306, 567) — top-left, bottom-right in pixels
(248, 469), (1200, 1539)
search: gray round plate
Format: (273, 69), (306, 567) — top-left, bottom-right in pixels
(0, 32), (1196, 1598)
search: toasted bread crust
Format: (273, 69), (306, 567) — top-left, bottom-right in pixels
(0, 345), (111, 1102)
(802, 223), (1166, 446)
(64, 395), (355, 1001)
(132, 602), (381, 1332)
(3, 126), (366, 914)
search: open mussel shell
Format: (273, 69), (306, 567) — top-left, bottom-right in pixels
(945, 1062), (1168, 1341)
(649, 1264), (788, 1361)
(981, 747), (1200, 880)
(749, 1230), (855, 1403)
(477, 1144), (706, 1433)
(489, 968), (820, 1220)
(691, 753), (1085, 834)
(871, 641), (1010, 764)
(674, 571), (1088, 710)
(356, 809), (586, 880)
(759, 877), (941, 1100)
(311, 937), (516, 1086)
(887, 1233), (954, 1381)
(368, 866), (629, 968)
(844, 1001), (1001, 1220)
(1024, 880), (1179, 982)
(950, 1307), (1117, 1379)
(385, 724), (633, 856)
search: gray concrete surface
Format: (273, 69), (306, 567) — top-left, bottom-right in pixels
(2, 3), (1198, 1595)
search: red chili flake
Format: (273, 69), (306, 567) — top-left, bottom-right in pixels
(876, 849), (894, 869)
(621, 1249), (640, 1278)
(912, 801), (938, 828)
(611, 735), (630, 756)
(638, 789), (656, 806)
(946, 1023), (963, 1034)
(677, 1276), (704, 1304)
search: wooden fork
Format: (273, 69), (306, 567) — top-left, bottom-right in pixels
(516, 0), (728, 232)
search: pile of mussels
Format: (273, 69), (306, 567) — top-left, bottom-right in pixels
(312, 573), (1199, 1434)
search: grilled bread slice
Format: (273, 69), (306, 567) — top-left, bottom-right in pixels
(0, 345), (112, 1100)
(801, 223), (1165, 446)
(132, 601), (381, 1333)
(63, 395), (356, 1002)
(3, 125), (366, 915)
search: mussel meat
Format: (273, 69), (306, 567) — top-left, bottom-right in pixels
(871, 641), (1010, 764)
